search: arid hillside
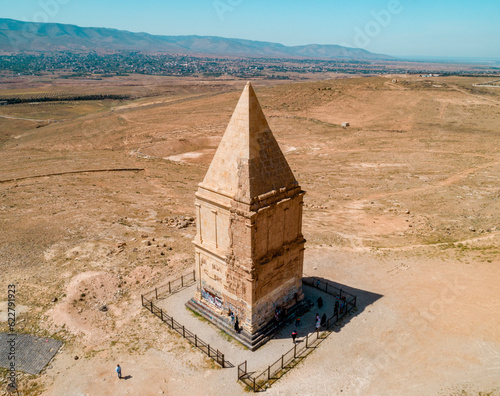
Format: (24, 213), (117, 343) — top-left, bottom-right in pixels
(0, 74), (499, 395)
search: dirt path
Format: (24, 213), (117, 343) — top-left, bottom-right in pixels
(346, 159), (500, 207)
(0, 114), (48, 122)
(450, 85), (500, 105)
(0, 168), (145, 184)
(113, 91), (231, 115)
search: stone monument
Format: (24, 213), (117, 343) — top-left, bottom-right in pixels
(187, 82), (306, 349)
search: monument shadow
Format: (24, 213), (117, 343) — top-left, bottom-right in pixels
(270, 276), (383, 341)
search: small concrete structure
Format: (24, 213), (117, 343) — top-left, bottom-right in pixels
(187, 82), (306, 349)
(342, 122), (350, 128)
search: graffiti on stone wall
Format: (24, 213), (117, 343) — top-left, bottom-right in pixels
(201, 288), (224, 309)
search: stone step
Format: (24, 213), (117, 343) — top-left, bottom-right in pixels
(186, 299), (256, 350)
(186, 298), (313, 351)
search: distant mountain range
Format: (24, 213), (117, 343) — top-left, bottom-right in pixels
(0, 18), (395, 61)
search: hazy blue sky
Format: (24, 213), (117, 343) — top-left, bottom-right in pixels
(1, 0), (499, 58)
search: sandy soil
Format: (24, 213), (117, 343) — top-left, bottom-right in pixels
(0, 74), (499, 395)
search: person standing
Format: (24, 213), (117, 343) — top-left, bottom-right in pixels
(116, 364), (122, 379)
(317, 296), (323, 309)
(291, 330), (298, 344)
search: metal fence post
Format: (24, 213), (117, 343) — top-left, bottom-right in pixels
(141, 295), (144, 306)
(222, 353), (225, 368)
(268, 366), (270, 380)
(294, 343), (297, 358)
(150, 300), (153, 312)
(281, 355), (284, 370)
(182, 325), (185, 338)
(193, 269), (196, 281)
(306, 333), (308, 348)
(171, 317), (174, 329)
(208, 344), (210, 357)
(181, 275), (184, 287)
(195, 334), (197, 347)
(169, 281), (171, 294)
(155, 287), (158, 300)
(160, 309), (163, 321)
(253, 377), (256, 392)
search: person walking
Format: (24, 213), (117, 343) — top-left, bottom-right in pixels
(295, 316), (301, 327)
(291, 330), (298, 344)
(116, 364), (122, 379)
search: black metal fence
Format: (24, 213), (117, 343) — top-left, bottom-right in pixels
(238, 329), (326, 392)
(142, 270), (196, 300)
(303, 277), (357, 331)
(141, 271), (230, 368)
(238, 277), (357, 392)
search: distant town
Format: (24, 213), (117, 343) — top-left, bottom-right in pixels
(0, 51), (498, 80)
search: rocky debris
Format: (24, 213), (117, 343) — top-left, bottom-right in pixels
(142, 240), (152, 246)
(303, 203), (328, 209)
(161, 215), (195, 229)
(52, 297), (58, 302)
(469, 227), (476, 232)
(99, 305), (108, 312)
(74, 356), (79, 360)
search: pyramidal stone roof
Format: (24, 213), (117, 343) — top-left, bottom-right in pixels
(199, 82), (297, 203)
